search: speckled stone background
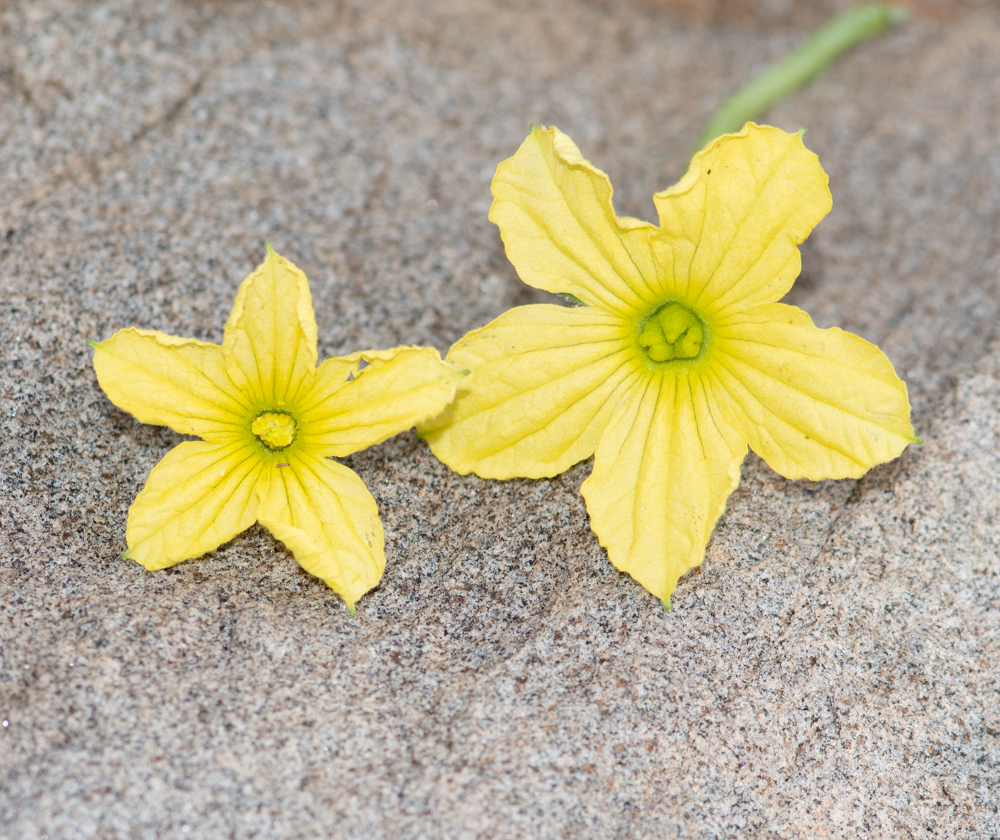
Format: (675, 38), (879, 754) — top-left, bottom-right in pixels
(2, 1), (999, 837)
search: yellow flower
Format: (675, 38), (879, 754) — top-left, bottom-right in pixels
(420, 123), (917, 606)
(92, 247), (464, 611)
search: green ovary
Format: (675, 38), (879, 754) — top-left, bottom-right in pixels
(639, 303), (705, 362)
(252, 412), (297, 450)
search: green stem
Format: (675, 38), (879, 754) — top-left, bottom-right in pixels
(695, 4), (908, 151)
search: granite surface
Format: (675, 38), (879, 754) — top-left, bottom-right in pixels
(2, 1), (999, 837)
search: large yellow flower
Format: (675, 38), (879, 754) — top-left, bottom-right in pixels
(93, 247), (463, 610)
(420, 123), (917, 606)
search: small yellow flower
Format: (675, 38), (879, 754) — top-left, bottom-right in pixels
(92, 247), (464, 611)
(420, 123), (918, 606)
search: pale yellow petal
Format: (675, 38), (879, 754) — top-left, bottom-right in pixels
(298, 347), (464, 457)
(712, 302), (916, 480)
(652, 123), (832, 317)
(222, 247), (318, 407)
(581, 370), (746, 604)
(126, 440), (264, 570)
(420, 304), (639, 479)
(92, 328), (249, 441)
(490, 126), (663, 314)
(257, 452), (384, 609)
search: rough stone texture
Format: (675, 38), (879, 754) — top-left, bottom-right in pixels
(2, 1), (999, 838)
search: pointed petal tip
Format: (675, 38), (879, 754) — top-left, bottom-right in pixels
(662, 595), (672, 612)
(346, 601), (356, 616)
(262, 242), (289, 271)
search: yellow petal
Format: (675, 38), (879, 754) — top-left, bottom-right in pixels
(490, 126), (662, 314)
(420, 304), (639, 479)
(257, 452), (385, 609)
(298, 346), (464, 457)
(712, 302), (916, 479)
(581, 370), (747, 604)
(652, 123), (832, 317)
(222, 247), (318, 407)
(126, 440), (264, 570)
(92, 328), (249, 441)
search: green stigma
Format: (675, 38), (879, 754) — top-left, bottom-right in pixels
(639, 303), (705, 362)
(252, 412), (297, 451)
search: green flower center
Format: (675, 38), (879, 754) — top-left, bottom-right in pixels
(639, 303), (705, 362)
(252, 411), (297, 451)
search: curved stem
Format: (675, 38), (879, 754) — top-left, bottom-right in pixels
(695, 4), (908, 152)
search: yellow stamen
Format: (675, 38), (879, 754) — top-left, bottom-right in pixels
(252, 412), (297, 450)
(639, 303), (705, 362)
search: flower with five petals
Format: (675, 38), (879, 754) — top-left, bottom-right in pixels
(420, 123), (917, 606)
(92, 247), (463, 610)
